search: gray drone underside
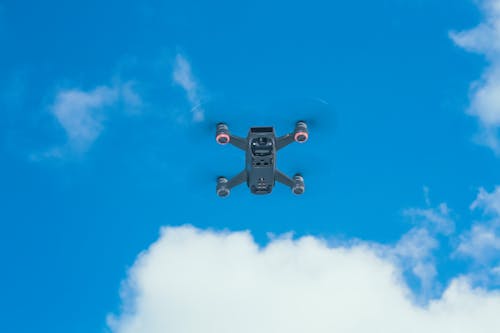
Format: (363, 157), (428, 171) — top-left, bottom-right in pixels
(215, 121), (308, 197)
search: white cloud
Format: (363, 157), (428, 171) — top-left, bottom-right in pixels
(172, 53), (205, 122)
(108, 226), (500, 333)
(375, 202), (454, 301)
(457, 223), (500, 263)
(403, 203), (454, 235)
(450, 0), (500, 152)
(455, 187), (500, 284)
(392, 228), (439, 298)
(470, 186), (500, 215)
(51, 85), (118, 151)
(322, 199), (454, 303)
(458, 187), (500, 256)
(44, 81), (142, 156)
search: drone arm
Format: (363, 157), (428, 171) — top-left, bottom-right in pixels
(275, 169), (295, 189)
(277, 122), (309, 150)
(216, 123), (246, 150)
(229, 135), (247, 151)
(276, 133), (295, 150)
(227, 170), (247, 189)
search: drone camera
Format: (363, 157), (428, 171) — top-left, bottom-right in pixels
(292, 174), (305, 195)
(216, 176), (230, 197)
(294, 121), (308, 143)
(216, 123), (231, 145)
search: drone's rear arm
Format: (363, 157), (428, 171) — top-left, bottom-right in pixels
(226, 170), (247, 189)
(275, 169), (305, 195)
(217, 170), (247, 197)
(275, 169), (295, 188)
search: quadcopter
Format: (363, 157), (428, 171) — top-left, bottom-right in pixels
(215, 121), (308, 197)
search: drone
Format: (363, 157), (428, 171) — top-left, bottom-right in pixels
(215, 121), (308, 197)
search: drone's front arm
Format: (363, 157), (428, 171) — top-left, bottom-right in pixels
(228, 134), (247, 150)
(215, 123), (247, 150)
(276, 121), (309, 150)
(276, 133), (295, 150)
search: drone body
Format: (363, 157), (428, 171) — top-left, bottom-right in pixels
(215, 121), (308, 197)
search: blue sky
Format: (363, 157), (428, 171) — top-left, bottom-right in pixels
(2, 0), (500, 332)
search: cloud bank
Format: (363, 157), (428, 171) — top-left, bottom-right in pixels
(450, 0), (500, 152)
(108, 224), (500, 333)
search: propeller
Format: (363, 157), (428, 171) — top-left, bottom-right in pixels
(270, 97), (337, 143)
(186, 97), (337, 141)
(185, 99), (258, 144)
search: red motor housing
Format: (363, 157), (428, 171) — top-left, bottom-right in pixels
(215, 123), (230, 145)
(294, 121), (308, 143)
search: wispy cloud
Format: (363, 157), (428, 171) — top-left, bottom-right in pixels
(450, 0), (500, 153)
(108, 225), (500, 333)
(34, 81), (142, 159)
(457, 223), (500, 263)
(456, 187), (500, 283)
(172, 53), (205, 122)
(378, 200), (454, 302)
(404, 203), (454, 235)
(470, 186), (500, 215)
(51, 85), (119, 152)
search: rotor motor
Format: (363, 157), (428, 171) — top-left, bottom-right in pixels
(294, 121), (309, 143)
(292, 174), (305, 195)
(216, 176), (230, 197)
(216, 123), (230, 145)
